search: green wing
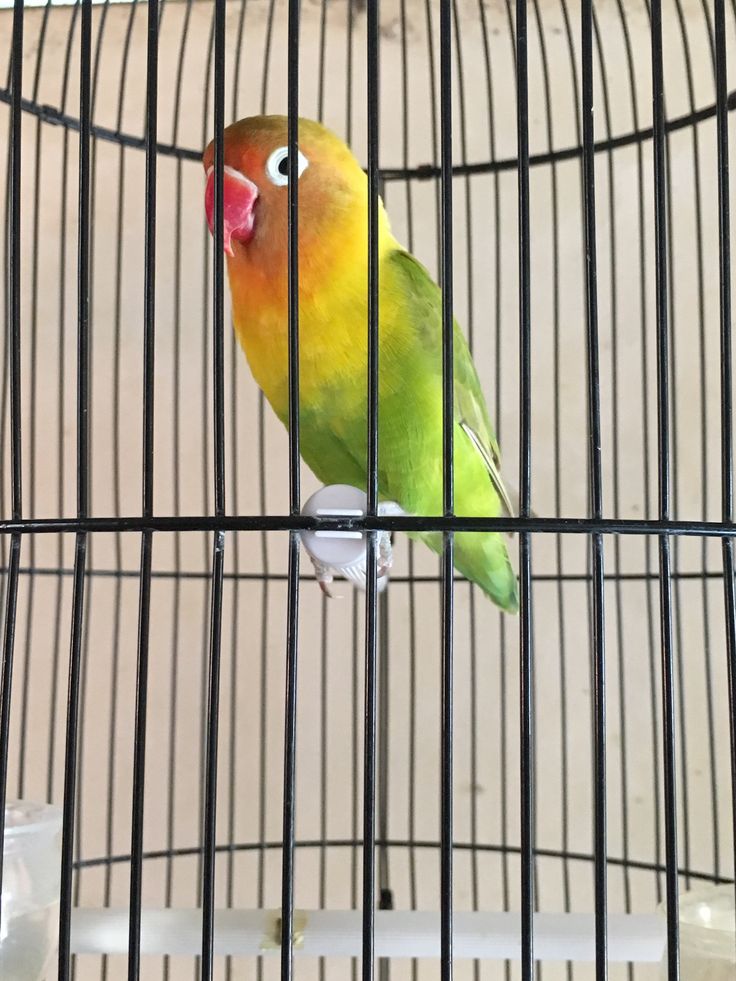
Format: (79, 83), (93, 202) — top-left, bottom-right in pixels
(385, 249), (514, 517)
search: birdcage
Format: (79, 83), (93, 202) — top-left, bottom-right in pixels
(1, 0), (735, 978)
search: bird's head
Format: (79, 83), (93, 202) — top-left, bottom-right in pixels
(203, 115), (372, 270)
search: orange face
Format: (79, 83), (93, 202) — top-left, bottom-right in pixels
(203, 115), (368, 273)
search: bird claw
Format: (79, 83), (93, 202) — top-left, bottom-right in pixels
(311, 558), (339, 598)
(376, 531), (393, 583)
(306, 518), (396, 595)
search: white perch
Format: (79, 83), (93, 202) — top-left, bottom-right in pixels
(70, 909), (665, 962)
(300, 484), (402, 592)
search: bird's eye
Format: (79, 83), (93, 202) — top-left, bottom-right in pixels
(265, 146), (309, 186)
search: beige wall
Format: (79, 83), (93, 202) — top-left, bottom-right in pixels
(1, 0), (736, 977)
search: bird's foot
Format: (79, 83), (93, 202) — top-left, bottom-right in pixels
(311, 558), (339, 598)
(376, 530), (393, 586)
(308, 525), (394, 595)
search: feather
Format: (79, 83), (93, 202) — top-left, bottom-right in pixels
(459, 420), (515, 520)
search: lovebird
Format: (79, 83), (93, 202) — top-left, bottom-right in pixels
(203, 116), (518, 612)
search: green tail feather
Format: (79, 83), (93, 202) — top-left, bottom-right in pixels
(414, 530), (519, 613)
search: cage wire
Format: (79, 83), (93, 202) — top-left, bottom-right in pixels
(1, 0), (736, 978)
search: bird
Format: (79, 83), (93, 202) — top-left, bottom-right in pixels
(203, 115), (518, 612)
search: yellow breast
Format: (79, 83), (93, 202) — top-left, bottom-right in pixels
(227, 216), (398, 414)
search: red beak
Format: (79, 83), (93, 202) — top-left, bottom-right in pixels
(205, 165), (259, 256)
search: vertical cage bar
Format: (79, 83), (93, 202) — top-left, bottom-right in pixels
(197, 24), (214, 918)
(446, 11), (477, 968)
(128, 525), (153, 978)
(0, 535), (21, 935)
(281, 0), (301, 977)
(438, 0), (454, 978)
(363, 0), (380, 978)
(202, 529), (225, 979)
(18, 0), (52, 805)
(714, 0), (736, 897)
(651, 0), (679, 975)
(480, 3), (514, 942)
(581, 0), (607, 976)
(366, 0), (379, 519)
(46, 0), (77, 816)
(716, 0), (732, 528)
(58, 534), (87, 981)
(281, 532), (300, 981)
(318, 593), (328, 981)
(396, 9), (419, 973)
(164, 8), (190, 979)
(286, 0), (301, 514)
(211, 0), (226, 521)
(615, 0), (665, 901)
(375, 184), (390, 967)
(202, 0), (227, 975)
(363, 535), (378, 981)
(127, 0), (159, 972)
(58, 0), (92, 973)
(75, 0), (91, 524)
(255, 29), (275, 980)
(226, 11), (245, 976)
(666, 0), (712, 891)
(351, 589), (360, 981)
(515, 0), (534, 976)
(104, 14), (137, 977)
(0, 0), (24, 931)
(377, 587), (391, 913)
(8, 0), (23, 523)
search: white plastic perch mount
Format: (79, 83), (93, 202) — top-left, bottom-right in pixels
(70, 909), (665, 962)
(300, 484), (402, 593)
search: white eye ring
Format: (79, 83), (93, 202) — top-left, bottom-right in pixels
(264, 145), (309, 186)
